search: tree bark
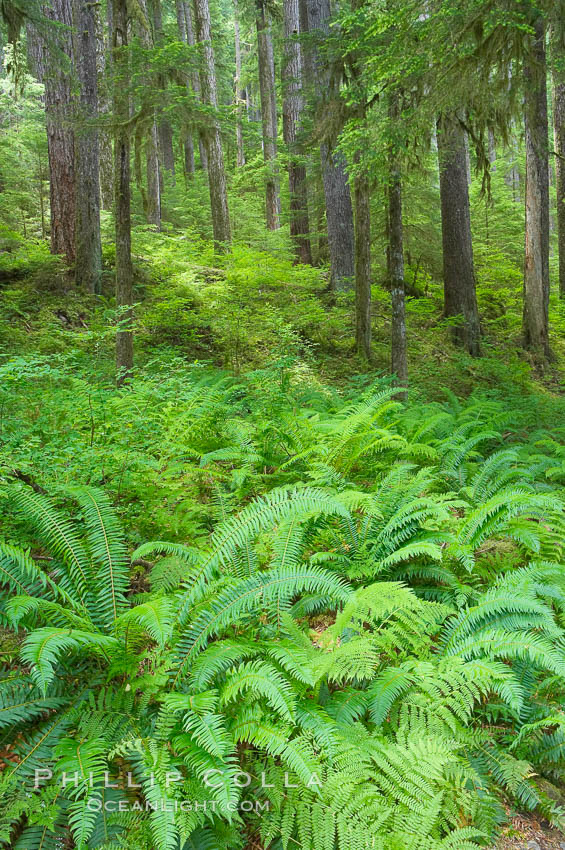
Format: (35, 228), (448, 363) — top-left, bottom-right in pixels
(389, 98), (407, 394)
(97, 0), (114, 210)
(74, 0), (102, 293)
(137, 0), (161, 230)
(153, 0), (176, 183)
(176, 0), (196, 179)
(113, 0), (134, 385)
(282, 0), (311, 263)
(193, 0), (231, 248)
(234, 0), (245, 168)
(146, 122), (162, 230)
(437, 114), (481, 356)
(256, 0), (281, 230)
(184, 0), (208, 169)
(354, 166), (371, 359)
(552, 24), (565, 300)
(29, 0), (76, 262)
(523, 17), (550, 357)
(302, 0), (354, 289)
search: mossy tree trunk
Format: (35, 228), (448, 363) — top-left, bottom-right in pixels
(354, 166), (371, 359)
(28, 0), (76, 262)
(551, 23), (565, 301)
(389, 96), (407, 395)
(113, 0), (134, 385)
(437, 113), (481, 356)
(74, 0), (102, 293)
(256, 0), (281, 230)
(234, 0), (245, 168)
(193, 0), (231, 249)
(302, 0), (354, 290)
(282, 0), (311, 263)
(523, 17), (550, 358)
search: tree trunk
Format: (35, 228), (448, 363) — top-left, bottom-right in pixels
(182, 130), (196, 180)
(97, 0), (114, 210)
(193, 0), (231, 248)
(437, 114), (481, 356)
(74, 0), (102, 293)
(302, 0), (354, 289)
(256, 0), (281, 230)
(146, 123), (162, 230)
(523, 17), (550, 357)
(389, 98), (407, 395)
(321, 146), (355, 289)
(234, 0), (245, 168)
(153, 0), (176, 183)
(552, 24), (565, 300)
(354, 166), (371, 359)
(176, 0), (196, 178)
(282, 0), (311, 263)
(30, 0), (76, 262)
(113, 0), (134, 385)
(137, 0), (161, 230)
(158, 121), (176, 179)
(184, 0), (208, 169)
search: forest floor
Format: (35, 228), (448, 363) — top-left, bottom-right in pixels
(4, 238), (565, 849)
(493, 813), (565, 849)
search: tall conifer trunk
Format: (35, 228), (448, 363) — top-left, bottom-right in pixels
(29, 0), (76, 262)
(256, 0), (281, 230)
(113, 0), (134, 385)
(97, 0), (114, 210)
(552, 24), (565, 300)
(389, 96), (407, 394)
(137, 0), (161, 231)
(153, 0), (176, 183)
(437, 114), (480, 356)
(175, 0), (196, 178)
(302, 0), (354, 290)
(523, 17), (550, 357)
(282, 0), (311, 263)
(184, 1), (208, 169)
(234, 0), (245, 168)
(74, 0), (102, 293)
(354, 164), (371, 359)
(193, 0), (231, 248)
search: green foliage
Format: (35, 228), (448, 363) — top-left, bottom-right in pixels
(1, 358), (565, 848)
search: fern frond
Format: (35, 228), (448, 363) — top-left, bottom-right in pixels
(69, 487), (129, 627)
(8, 486), (90, 602)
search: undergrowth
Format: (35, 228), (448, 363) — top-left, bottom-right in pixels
(2, 225), (565, 849)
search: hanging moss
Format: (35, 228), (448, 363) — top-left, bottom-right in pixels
(0, 0), (25, 44)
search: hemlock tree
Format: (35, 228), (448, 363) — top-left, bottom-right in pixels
(193, 0), (232, 249)
(97, 0), (114, 211)
(256, 0), (281, 230)
(185, 0), (208, 170)
(73, 0), (102, 293)
(113, 0), (134, 385)
(27, 0), (76, 262)
(282, 0), (311, 263)
(302, 0), (354, 291)
(176, 0), (196, 177)
(234, 0), (245, 168)
(523, 13), (550, 358)
(153, 0), (176, 183)
(437, 114), (481, 356)
(388, 95), (407, 394)
(136, 0), (161, 232)
(551, 21), (565, 300)
(354, 156), (371, 359)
